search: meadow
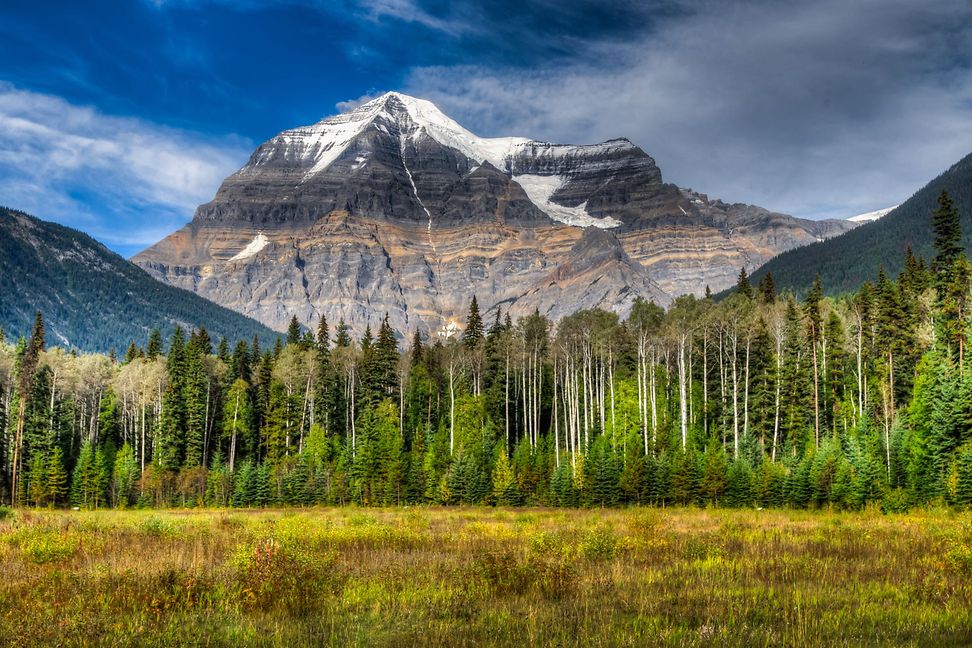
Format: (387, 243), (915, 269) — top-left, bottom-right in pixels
(1, 506), (970, 647)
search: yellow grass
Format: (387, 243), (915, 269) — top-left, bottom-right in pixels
(1, 506), (970, 646)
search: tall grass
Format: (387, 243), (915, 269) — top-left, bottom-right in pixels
(0, 507), (969, 646)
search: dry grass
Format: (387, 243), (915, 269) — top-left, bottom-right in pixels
(0, 506), (970, 647)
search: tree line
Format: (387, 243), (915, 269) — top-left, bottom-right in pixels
(2, 191), (972, 511)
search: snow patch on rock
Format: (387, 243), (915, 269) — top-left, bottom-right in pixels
(514, 174), (621, 229)
(848, 206), (897, 223)
(229, 233), (269, 261)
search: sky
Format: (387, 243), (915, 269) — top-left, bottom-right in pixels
(1, 0), (971, 257)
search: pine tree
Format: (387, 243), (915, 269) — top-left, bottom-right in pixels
(736, 268), (754, 299)
(490, 448), (521, 506)
(618, 438), (650, 504)
(954, 445), (972, 509)
(758, 272), (776, 304)
(46, 446), (68, 507)
(374, 314), (400, 399)
(462, 296), (485, 348)
(28, 454), (47, 507)
(124, 342), (142, 364)
(146, 329), (164, 359)
(191, 326), (213, 355)
(804, 275), (824, 447)
(11, 312), (45, 505)
(726, 458), (754, 507)
(157, 327), (188, 471)
(217, 337), (230, 363)
(700, 438), (728, 505)
(112, 443), (138, 507)
(932, 189), (963, 286)
(72, 441), (98, 508)
(287, 316), (303, 346)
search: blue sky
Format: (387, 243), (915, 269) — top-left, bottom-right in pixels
(1, 0), (971, 257)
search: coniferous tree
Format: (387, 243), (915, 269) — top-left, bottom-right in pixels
(287, 316), (303, 346)
(462, 296), (485, 348)
(146, 329), (164, 359)
(46, 446), (68, 506)
(736, 268), (754, 299)
(758, 272), (776, 304)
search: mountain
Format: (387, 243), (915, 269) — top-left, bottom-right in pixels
(0, 207), (279, 352)
(134, 92), (854, 335)
(748, 151), (972, 296)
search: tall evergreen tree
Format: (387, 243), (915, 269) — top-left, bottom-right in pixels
(462, 296), (485, 348)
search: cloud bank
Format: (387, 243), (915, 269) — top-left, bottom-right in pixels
(401, 0), (972, 218)
(0, 82), (250, 254)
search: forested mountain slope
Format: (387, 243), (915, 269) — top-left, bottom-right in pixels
(748, 151), (972, 295)
(0, 207), (280, 352)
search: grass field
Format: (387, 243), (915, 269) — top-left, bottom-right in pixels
(1, 506), (971, 647)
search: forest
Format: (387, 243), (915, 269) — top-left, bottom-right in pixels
(2, 191), (972, 512)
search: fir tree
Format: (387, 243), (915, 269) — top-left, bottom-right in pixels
(146, 329), (164, 359)
(461, 296), (485, 348)
(490, 449), (521, 506)
(736, 268), (754, 299)
(46, 446), (69, 507)
(758, 272), (776, 304)
(287, 316), (303, 346)
(932, 189), (963, 287)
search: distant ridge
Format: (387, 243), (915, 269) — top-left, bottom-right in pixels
(748, 151), (972, 296)
(0, 206), (280, 352)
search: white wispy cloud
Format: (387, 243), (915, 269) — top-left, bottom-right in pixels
(0, 82), (250, 250)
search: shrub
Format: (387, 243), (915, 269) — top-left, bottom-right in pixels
(11, 528), (77, 564)
(232, 536), (337, 615)
(141, 515), (181, 537)
(580, 525), (618, 561)
(880, 488), (911, 514)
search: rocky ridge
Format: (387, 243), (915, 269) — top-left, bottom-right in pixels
(134, 92), (855, 335)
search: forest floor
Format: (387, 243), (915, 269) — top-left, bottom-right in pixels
(0, 506), (970, 647)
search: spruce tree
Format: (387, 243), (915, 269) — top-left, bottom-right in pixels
(954, 445), (972, 509)
(146, 329), (164, 359)
(461, 296), (485, 348)
(217, 337), (230, 363)
(46, 446), (68, 507)
(932, 189), (962, 285)
(124, 342), (142, 364)
(490, 449), (521, 506)
(287, 316), (303, 346)
(758, 272), (776, 304)
(736, 268), (754, 299)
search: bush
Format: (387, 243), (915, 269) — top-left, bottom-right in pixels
(141, 515), (181, 537)
(232, 536), (337, 615)
(880, 488), (911, 514)
(580, 525), (618, 561)
(9, 528), (78, 564)
(475, 536), (577, 600)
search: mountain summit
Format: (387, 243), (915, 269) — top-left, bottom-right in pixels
(134, 93), (854, 335)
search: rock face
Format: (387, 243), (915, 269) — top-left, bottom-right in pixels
(134, 92), (854, 335)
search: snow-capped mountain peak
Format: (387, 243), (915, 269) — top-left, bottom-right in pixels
(241, 91), (532, 179)
(357, 92), (531, 170)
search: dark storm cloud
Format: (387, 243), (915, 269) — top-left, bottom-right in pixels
(400, 0), (972, 218)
